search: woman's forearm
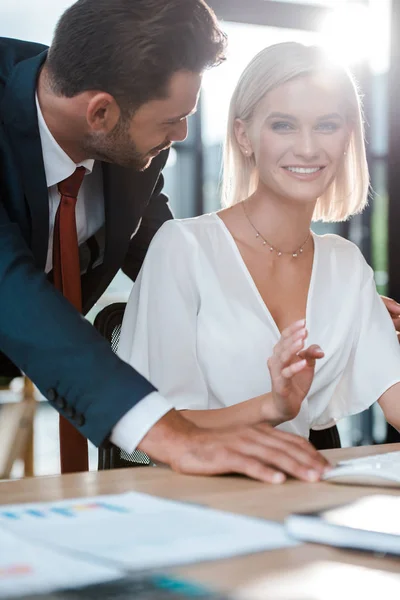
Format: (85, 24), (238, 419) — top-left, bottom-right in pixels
(180, 392), (285, 429)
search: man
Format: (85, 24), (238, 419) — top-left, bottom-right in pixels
(0, 0), (330, 482)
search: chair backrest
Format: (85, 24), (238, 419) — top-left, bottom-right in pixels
(94, 303), (153, 470)
(309, 425), (341, 451)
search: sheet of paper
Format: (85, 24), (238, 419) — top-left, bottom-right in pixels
(0, 492), (297, 571)
(0, 528), (121, 598)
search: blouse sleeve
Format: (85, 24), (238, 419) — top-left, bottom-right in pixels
(318, 251), (400, 425)
(117, 220), (209, 410)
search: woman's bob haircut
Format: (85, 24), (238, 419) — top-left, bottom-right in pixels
(222, 42), (369, 222)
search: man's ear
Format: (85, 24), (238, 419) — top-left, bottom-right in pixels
(86, 93), (121, 133)
(234, 118), (253, 158)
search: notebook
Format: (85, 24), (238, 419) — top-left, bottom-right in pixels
(285, 494), (400, 555)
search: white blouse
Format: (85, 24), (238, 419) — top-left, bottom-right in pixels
(118, 213), (400, 437)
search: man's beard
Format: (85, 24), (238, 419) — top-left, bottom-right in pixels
(81, 117), (167, 170)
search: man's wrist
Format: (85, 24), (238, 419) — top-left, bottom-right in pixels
(137, 408), (199, 466)
(110, 391), (172, 454)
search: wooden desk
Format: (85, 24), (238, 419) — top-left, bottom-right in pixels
(1, 444), (400, 598)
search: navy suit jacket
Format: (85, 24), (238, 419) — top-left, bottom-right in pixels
(0, 37), (173, 446)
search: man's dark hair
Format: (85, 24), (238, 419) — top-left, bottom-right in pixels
(46, 0), (226, 113)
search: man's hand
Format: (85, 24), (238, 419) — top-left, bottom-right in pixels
(138, 409), (330, 484)
(381, 295), (400, 336)
(267, 320), (324, 423)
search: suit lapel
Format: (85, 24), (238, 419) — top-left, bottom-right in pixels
(80, 163), (138, 313)
(81, 158), (165, 313)
(102, 162), (138, 273)
(101, 155), (167, 273)
(0, 51), (49, 268)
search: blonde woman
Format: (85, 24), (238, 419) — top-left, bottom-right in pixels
(119, 43), (400, 445)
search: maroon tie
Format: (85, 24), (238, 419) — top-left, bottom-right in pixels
(53, 166), (89, 474)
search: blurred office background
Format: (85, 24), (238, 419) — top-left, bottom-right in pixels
(1, 0), (399, 474)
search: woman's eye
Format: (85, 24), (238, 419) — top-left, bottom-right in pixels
(271, 122), (293, 131)
(317, 122), (340, 132)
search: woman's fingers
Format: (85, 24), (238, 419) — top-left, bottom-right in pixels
(279, 345), (324, 379)
(301, 344), (324, 356)
(279, 336), (305, 365)
(273, 323), (308, 367)
(270, 321), (324, 384)
(280, 319), (306, 339)
(298, 344), (324, 365)
(281, 359), (307, 378)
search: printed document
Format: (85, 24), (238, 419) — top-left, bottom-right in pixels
(0, 492), (297, 571)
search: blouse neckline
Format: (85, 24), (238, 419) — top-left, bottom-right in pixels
(211, 211), (318, 338)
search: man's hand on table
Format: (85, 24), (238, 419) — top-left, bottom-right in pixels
(138, 409), (330, 484)
(381, 295), (400, 340)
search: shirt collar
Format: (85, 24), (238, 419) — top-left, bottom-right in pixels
(35, 93), (94, 188)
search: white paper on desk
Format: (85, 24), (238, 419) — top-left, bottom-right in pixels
(0, 492), (297, 571)
(0, 528), (121, 598)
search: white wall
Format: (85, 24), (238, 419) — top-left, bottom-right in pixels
(0, 0), (74, 45)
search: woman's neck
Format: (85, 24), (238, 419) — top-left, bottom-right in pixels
(244, 189), (316, 254)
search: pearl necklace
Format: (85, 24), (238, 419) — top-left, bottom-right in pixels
(242, 201), (311, 258)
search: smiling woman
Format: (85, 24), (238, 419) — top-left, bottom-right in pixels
(223, 43), (368, 222)
(118, 41), (400, 447)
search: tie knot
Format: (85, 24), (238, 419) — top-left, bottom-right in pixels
(58, 166), (86, 198)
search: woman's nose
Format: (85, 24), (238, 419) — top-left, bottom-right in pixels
(293, 131), (320, 160)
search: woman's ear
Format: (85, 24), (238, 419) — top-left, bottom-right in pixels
(234, 118), (253, 158)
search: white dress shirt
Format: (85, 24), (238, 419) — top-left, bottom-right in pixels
(36, 95), (172, 453)
(118, 213), (400, 438)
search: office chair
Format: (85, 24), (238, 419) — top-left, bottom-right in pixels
(95, 302), (341, 470)
(309, 425), (341, 450)
(0, 376), (37, 479)
(94, 303), (153, 469)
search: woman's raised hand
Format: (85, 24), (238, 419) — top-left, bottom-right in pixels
(267, 320), (324, 423)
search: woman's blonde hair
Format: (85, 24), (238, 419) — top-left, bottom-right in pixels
(222, 42), (369, 222)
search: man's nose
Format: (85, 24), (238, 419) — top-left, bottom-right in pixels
(170, 118), (188, 142)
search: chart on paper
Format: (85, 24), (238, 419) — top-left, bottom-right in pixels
(0, 492), (297, 571)
(0, 528), (121, 598)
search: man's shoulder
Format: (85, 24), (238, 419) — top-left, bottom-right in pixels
(0, 37), (48, 88)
